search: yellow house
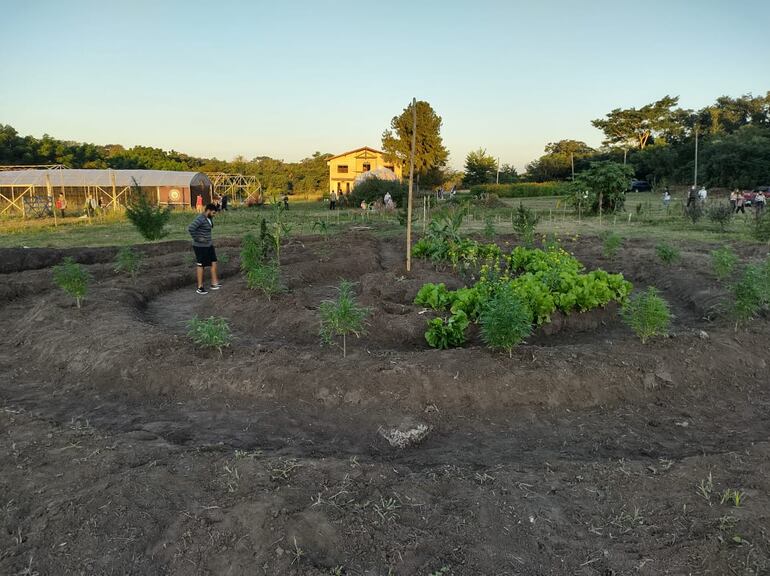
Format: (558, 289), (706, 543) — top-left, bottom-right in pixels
(327, 146), (402, 194)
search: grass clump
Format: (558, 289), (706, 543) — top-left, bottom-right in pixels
(245, 260), (282, 298)
(113, 246), (143, 279)
(479, 285), (533, 357)
(319, 280), (370, 357)
(53, 257), (90, 308)
(621, 286), (672, 343)
(601, 230), (623, 259)
(125, 180), (171, 241)
(655, 242), (680, 264)
(187, 316), (232, 354)
(710, 246), (739, 282)
(753, 212), (770, 242)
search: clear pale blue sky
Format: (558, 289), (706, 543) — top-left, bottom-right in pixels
(1, 0), (768, 170)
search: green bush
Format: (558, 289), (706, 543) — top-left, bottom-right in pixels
(349, 178), (408, 207)
(479, 285), (533, 357)
(621, 287), (672, 343)
(53, 257), (90, 308)
(240, 231), (268, 272)
(125, 182), (171, 241)
(601, 231), (623, 259)
(710, 247), (739, 282)
(424, 311), (469, 349)
(245, 259), (282, 298)
(187, 316), (232, 354)
(655, 242), (680, 264)
(684, 203), (704, 224)
(414, 282), (453, 310)
(707, 203), (734, 232)
(512, 203), (540, 246)
(728, 264), (767, 328)
(469, 182), (566, 198)
(114, 247), (143, 279)
(319, 280), (370, 357)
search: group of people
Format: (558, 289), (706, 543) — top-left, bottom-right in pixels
(685, 185), (709, 207)
(729, 189), (766, 216)
(51, 192), (103, 218)
(327, 189), (397, 212)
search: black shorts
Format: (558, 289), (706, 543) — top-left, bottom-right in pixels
(193, 246), (217, 267)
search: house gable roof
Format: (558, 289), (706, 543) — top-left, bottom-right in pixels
(327, 146), (390, 162)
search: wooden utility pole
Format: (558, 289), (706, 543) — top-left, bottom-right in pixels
(693, 125), (699, 188)
(406, 97), (417, 272)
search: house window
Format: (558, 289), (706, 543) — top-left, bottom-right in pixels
(337, 165), (349, 174)
(384, 165), (394, 172)
(362, 163), (371, 172)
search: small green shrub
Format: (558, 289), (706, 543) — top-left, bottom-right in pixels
(53, 257), (90, 308)
(479, 285), (533, 357)
(621, 287), (672, 343)
(241, 232), (266, 272)
(512, 202), (540, 246)
(655, 242), (680, 264)
(414, 283), (453, 310)
(483, 216), (496, 239)
(114, 247), (143, 279)
(707, 203), (734, 232)
(424, 311), (469, 349)
(601, 231), (623, 259)
(187, 316), (232, 354)
(125, 180), (171, 241)
(710, 247), (739, 282)
(319, 280), (370, 357)
(245, 259), (282, 298)
(728, 264), (766, 328)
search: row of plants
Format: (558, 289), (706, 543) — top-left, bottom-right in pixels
(469, 182), (566, 198)
(414, 245), (633, 352)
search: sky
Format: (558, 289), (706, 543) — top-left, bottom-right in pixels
(1, 0), (769, 171)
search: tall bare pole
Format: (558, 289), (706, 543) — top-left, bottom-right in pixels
(45, 171), (56, 227)
(406, 97), (417, 272)
(693, 125), (699, 187)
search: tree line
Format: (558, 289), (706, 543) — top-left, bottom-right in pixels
(0, 124), (332, 196)
(524, 92), (770, 188)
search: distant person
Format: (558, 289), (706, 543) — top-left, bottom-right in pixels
(195, 194), (203, 212)
(663, 189), (671, 208)
(329, 189), (337, 211)
(755, 191), (766, 217)
(56, 193), (66, 217)
(221, 195), (229, 211)
(384, 190), (392, 207)
(686, 186), (698, 207)
(735, 191), (746, 214)
(698, 186), (707, 205)
(729, 190), (738, 212)
(187, 203), (221, 295)
(360, 200), (368, 210)
(282, 194), (289, 210)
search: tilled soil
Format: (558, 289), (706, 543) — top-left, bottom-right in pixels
(1, 232), (768, 575)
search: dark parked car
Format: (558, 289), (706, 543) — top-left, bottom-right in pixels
(629, 179), (651, 192)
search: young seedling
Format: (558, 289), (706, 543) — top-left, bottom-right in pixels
(319, 280), (370, 357)
(113, 247), (143, 280)
(479, 285), (533, 357)
(601, 231), (623, 259)
(728, 264), (766, 330)
(52, 257), (90, 308)
(621, 286), (672, 344)
(187, 316), (232, 355)
(245, 259), (282, 299)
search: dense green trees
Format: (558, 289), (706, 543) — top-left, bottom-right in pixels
(381, 100), (449, 178)
(463, 148), (498, 186)
(0, 123), (334, 196)
(525, 92), (770, 188)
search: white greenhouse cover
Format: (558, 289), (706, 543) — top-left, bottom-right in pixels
(0, 169), (208, 187)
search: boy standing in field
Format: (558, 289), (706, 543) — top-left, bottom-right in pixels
(188, 203), (221, 295)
